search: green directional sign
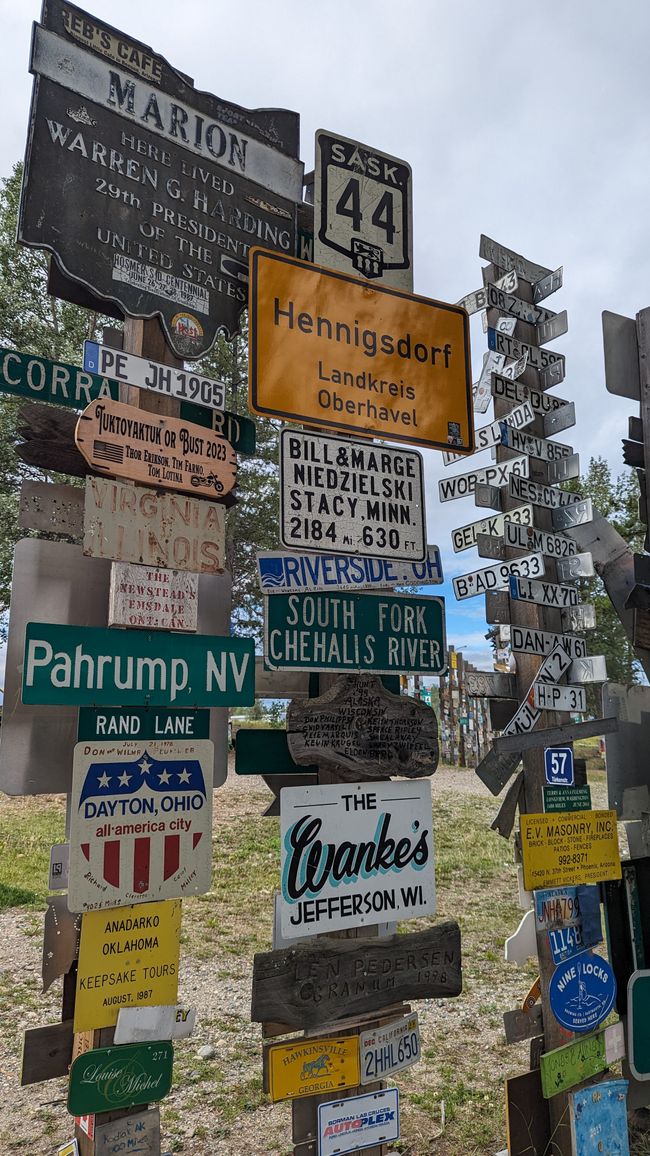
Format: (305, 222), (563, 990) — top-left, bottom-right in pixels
(235, 727), (317, 775)
(22, 623), (254, 708)
(67, 1042), (173, 1115)
(543, 785), (592, 813)
(179, 402), (257, 455)
(0, 348), (118, 408)
(78, 707), (210, 741)
(264, 592), (446, 675)
(540, 1023), (623, 1097)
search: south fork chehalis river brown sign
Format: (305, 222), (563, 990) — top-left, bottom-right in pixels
(75, 399), (237, 498)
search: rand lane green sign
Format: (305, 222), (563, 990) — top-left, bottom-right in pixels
(22, 624), (254, 707)
(67, 1042), (173, 1115)
(78, 707), (210, 741)
(0, 347), (118, 407)
(264, 592), (447, 674)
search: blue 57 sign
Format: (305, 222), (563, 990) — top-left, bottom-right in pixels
(544, 747), (574, 786)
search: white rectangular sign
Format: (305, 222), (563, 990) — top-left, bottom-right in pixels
(319, 1088), (400, 1156)
(501, 426), (573, 463)
(504, 521), (577, 558)
(279, 781), (435, 938)
(556, 553), (594, 582)
(443, 401), (534, 465)
(451, 505), (533, 553)
(532, 683), (587, 713)
(68, 739), (214, 912)
(491, 373), (570, 416)
(108, 563), (199, 631)
(509, 475), (583, 510)
(360, 1012), (420, 1084)
(48, 842), (70, 891)
(488, 328), (566, 380)
(510, 576), (579, 608)
(568, 656), (608, 684)
(84, 341), (226, 410)
(503, 644), (573, 737)
(257, 546), (442, 594)
(114, 1004), (196, 1044)
(453, 553), (544, 600)
(511, 626), (587, 660)
(280, 429), (426, 561)
(439, 455), (529, 503)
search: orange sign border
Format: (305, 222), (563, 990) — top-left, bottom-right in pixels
(248, 248), (474, 454)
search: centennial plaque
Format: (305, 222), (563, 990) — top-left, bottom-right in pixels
(19, 0), (302, 357)
(286, 674), (439, 779)
(76, 400), (237, 498)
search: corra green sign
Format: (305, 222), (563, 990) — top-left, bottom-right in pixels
(22, 623), (254, 707)
(0, 348), (118, 408)
(67, 1042), (173, 1115)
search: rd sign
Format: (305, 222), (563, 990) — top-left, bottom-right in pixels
(315, 131), (412, 288)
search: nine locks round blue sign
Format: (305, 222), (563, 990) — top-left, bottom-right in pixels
(549, 950), (616, 1033)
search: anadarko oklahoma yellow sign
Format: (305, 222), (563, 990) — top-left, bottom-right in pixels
(74, 900), (181, 1032)
(248, 249), (473, 453)
(267, 1035), (361, 1102)
(520, 810), (621, 890)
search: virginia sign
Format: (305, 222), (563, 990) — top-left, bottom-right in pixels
(68, 739), (214, 911)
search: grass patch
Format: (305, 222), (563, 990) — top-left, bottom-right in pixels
(0, 801), (64, 911)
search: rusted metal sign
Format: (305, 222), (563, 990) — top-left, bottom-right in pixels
(19, 0), (301, 356)
(280, 428), (426, 561)
(84, 476), (226, 573)
(286, 674), (439, 779)
(465, 671), (515, 699)
(19, 480), (84, 537)
(108, 562), (199, 631)
(76, 400), (237, 498)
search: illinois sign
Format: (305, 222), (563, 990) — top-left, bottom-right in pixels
(68, 739), (214, 911)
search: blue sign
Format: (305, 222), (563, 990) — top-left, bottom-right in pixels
(542, 885), (602, 965)
(549, 950), (616, 1033)
(544, 746), (574, 786)
(570, 1079), (629, 1156)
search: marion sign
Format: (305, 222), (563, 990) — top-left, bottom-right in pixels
(76, 400), (237, 499)
(68, 739), (214, 911)
(279, 780), (435, 938)
(248, 249), (473, 453)
(21, 623), (254, 707)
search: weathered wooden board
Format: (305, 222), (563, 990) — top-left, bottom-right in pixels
(505, 1069), (551, 1156)
(503, 1005), (544, 1044)
(474, 747), (521, 795)
(495, 716), (618, 755)
(20, 1020), (73, 1085)
(94, 1109), (161, 1155)
(540, 1022), (625, 1098)
(251, 925), (462, 1029)
(108, 562), (199, 631)
(485, 589), (511, 624)
(19, 481), (83, 537)
(16, 401), (88, 476)
(286, 674), (439, 779)
(489, 699), (519, 731)
(75, 399), (237, 498)
(83, 476), (227, 573)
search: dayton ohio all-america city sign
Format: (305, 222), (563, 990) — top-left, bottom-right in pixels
(19, 0), (302, 356)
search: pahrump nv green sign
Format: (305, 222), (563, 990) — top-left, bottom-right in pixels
(264, 592), (447, 675)
(22, 624), (254, 707)
(67, 1042), (173, 1115)
(0, 348), (118, 408)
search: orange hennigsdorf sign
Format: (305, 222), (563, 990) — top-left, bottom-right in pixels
(75, 399), (237, 499)
(248, 248), (474, 454)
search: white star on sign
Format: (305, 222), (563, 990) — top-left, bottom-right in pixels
(158, 768), (171, 784)
(118, 772), (131, 787)
(97, 772), (111, 788)
(138, 757), (152, 775)
(177, 768), (191, 784)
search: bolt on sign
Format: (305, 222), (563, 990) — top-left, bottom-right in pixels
(314, 130), (413, 289)
(248, 249), (473, 453)
(74, 899), (181, 1032)
(84, 476), (226, 574)
(279, 428), (426, 561)
(279, 780), (435, 938)
(75, 400), (237, 499)
(264, 591), (446, 675)
(520, 810), (622, 891)
(0, 347), (118, 408)
(108, 563), (199, 632)
(359, 1012), (420, 1084)
(266, 1035), (361, 1102)
(22, 622), (254, 707)
(68, 739), (214, 912)
(84, 341), (226, 410)
(68, 1042), (173, 1115)
(318, 1088), (400, 1156)
(19, 0), (302, 357)
(256, 546), (443, 594)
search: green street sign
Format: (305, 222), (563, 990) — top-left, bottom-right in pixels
(540, 1022), (624, 1098)
(23, 623), (254, 708)
(0, 348), (118, 408)
(543, 785), (592, 813)
(235, 727), (317, 775)
(78, 707), (210, 741)
(264, 592), (446, 675)
(67, 1042), (173, 1115)
(179, 402), (256, 455)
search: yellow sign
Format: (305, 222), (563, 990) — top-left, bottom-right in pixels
(520, 810), (622, 890)
(249, 249), (473, 453)
(74, 900), (181, 1032)
(267, 1035), (361, 1102)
